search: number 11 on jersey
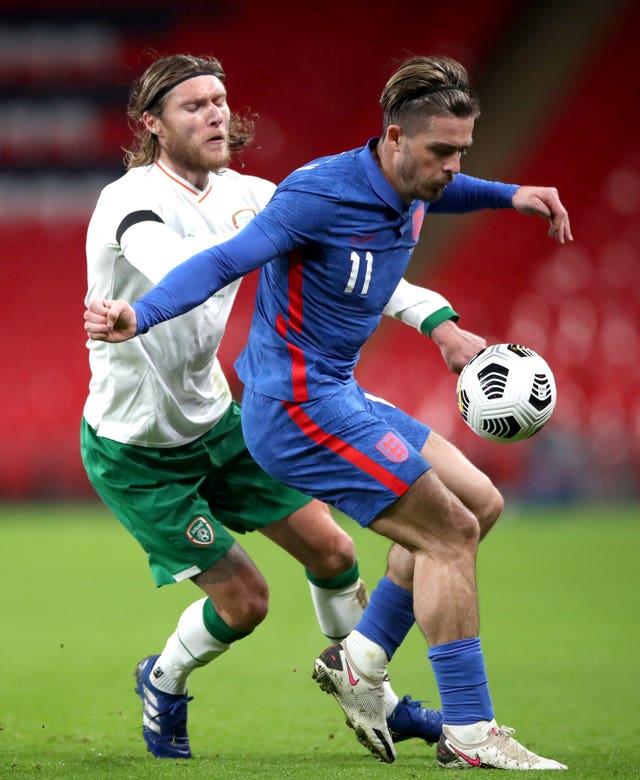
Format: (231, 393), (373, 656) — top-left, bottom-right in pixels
(344, 251), (373, 295)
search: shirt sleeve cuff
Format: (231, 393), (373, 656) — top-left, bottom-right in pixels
(419, 306), (459, 337)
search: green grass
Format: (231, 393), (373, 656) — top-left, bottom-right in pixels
(0, 503), (638, 778)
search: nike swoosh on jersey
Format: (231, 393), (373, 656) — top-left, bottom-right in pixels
(351, 233), (378, 244)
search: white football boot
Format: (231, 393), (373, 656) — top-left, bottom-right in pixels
(437, 719), (567, 770)
(313, 642), (396, 763)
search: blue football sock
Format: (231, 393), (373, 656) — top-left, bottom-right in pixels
(428, 636), (494, 724)
(353, 576), (414, 660)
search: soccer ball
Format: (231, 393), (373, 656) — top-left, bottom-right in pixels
(456, 344), (556, 442)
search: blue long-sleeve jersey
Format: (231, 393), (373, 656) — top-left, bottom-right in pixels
(133, 139), (517, 402)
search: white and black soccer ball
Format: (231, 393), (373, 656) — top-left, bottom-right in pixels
(456, 344), (556, 443)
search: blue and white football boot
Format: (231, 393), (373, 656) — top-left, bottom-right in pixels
(134, 654), (193, 759)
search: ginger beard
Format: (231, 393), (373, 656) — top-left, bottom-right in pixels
(163, 124), (231, 174)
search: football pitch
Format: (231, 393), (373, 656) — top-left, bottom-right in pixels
(0, 502), (638, 779)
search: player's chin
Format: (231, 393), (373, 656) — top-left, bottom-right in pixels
(417, 184), (446, 202)
(206, 146), (230, 169)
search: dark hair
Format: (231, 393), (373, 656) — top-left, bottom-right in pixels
(380, 55), (481, 136)
(124, 53), (256, 169)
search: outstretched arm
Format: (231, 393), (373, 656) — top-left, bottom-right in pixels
(512, 185), (572, 244)
(432, 175), (573, 244)
(85, 219), (280, 342)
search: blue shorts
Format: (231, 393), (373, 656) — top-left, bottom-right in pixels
(241, 383), (432, 527)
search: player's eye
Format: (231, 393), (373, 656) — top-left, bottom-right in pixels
(431, 146), (457, 158)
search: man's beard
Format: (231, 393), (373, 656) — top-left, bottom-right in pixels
(405, 172), (449, 203)
(204, 144), (231, 171)
(166, 136), (231, 173)
(398, 158), (449, 202)
(413, 180), (447, 202)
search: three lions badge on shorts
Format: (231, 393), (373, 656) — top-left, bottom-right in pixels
(375, 431), (408, 463)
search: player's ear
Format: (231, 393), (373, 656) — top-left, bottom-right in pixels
(142, 111), (161, 135)
(386, 125), (403, 150)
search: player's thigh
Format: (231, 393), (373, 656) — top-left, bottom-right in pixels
(371, 466), (479, 556)
(259, 498), (356, 576)
(421, 429), (502, 526)
(362, 392), (480, 552)
(81, 418), (238, 586)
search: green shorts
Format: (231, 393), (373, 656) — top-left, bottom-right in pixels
(80, 402), (311, 586)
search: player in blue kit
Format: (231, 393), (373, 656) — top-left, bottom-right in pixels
(85, 55), (571, 769)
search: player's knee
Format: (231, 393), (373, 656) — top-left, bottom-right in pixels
(309, 527), (357, 579)
(460, 508), (482, 545)
(328, 527), (357, 572)
(385, 543), (415, 591)
(200, 561), (271, 632)
(237, 594), (269, 631)
(412, 505), (480, 558)
(296, 501), (356, 578)
(444, 505), (481, 553)
(224, 581), (270, 632)
(477, 485), (504, 538)
(317, 526), (356, 577)
(286, 500), (357, 578)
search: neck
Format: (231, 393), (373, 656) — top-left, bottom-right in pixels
(157, 156), (210, 192)
(374, 138), (410, 203)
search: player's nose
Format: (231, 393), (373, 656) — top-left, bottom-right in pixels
(444, 152), (462, 174)
(207, 103), (224, 124)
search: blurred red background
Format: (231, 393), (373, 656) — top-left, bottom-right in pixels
(1, 0), (638, 501)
